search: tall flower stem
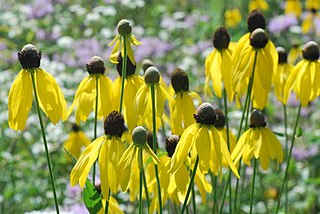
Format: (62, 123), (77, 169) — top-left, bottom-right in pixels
(191, 182), (196, 214)
(275, 104), (302, 213)
(150, 84), (162, 214)
(181, 156), (199, 214)
(119, 35), (128, 113)
(223, 88), (232, 214)
(283, 104), (289, 214)
(210, 172), (218, 214)
(249, 159), (257, 214)
(142, 167), (150, 208)
(219, 172), (231, 214)
(30, 70), (59, 214)
(92, 74), (99, 185)
(104, 190), (110, 214)
(138, 146), (143, 214)
(234, 49), (258, 212)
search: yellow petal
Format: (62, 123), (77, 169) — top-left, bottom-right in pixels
(110, 39), (121, 64)
(8, 69), (33, 131)
(98, 75), (113, 118)
(195, 127), (211, 173)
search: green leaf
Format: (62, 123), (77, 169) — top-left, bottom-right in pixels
(84, 180), (102, 214)
(145, 151), (168, 165)
(273, 131), (284, 137)
(296, 126), (303, 137)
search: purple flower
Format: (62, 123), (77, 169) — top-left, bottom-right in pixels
(292, 144), (319, 161)
(74, 39), (104, 66)
(269, 15), (298, 33)
(27, 0), (54, 19)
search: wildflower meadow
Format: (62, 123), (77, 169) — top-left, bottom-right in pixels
(1, 0), (320, 213)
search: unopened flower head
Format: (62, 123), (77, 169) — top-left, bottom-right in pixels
(141, 59), (154, 73)
(117, 19), (132, 36)
(250, 28), (268, 49)
(18, 44), (42, 69)
(85, 56), (105, 75)
(247, 9), (266, 33)
(214, 109), (225, 129)
(144, 66), (160, 84)
(171, 67), (189, 93)
(276, 47), (288, 64)
(302, 41), (319, 61)
(213, 27), (230, 50)
(165, 135), (179, 158)
(194, 102), (217, 126)
(104, 111), (126, 138)
(116, 53), (136, 77)
(132, 126), (148, 146)
(250, 109), (267, 128)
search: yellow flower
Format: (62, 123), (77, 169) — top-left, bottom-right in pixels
(205, 27), (235, 102)
(112, 55), (144, 132)
(225, 8), (242, 28)
(169, 103), (239, 179)
(99, 196), (124, 214)
(166, 135), (212, 205)
(273, 47), (294, 104)
(8, 44), (67, 131)
(63, 124), (90, 159)
(301, 10), (320, 35)
(70, 111), (129, 197)
(119, 126), (160, 171)
(306, 0), (320, 10)
(135, 66), (173, 132)
(285, 0), (302, 17)
(109, 19), (142, 64)
(233, 29), (278, 109)
(288, 43), (302, 65)
(231, 110), (284, 170)
(170, 68), (201, 135)
(67, 56), (113, 124)
(249, 0), (269, 11)
(284, 41), (320, 107)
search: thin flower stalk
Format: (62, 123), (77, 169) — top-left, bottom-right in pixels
(119, 35), (127, 113)
(30, 70), (60, 214)
(139, 145), (143, 214)
(93, 73), (99, 185)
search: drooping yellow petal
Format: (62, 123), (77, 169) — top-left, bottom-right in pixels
(231, 130), (250, 164)
(70, 136), (104, 188)
(195, 126), (211, 173)
(258, 129), (270, 170)
(8, 69), (33, 131)
(99, 140), (110, 197)
(110, 39), (121, 64)
(98, 75), (113, 118)
(125, 36), (136, 65)
(35, 68), (67, 124)
(143, 144), (160, 164)
(194, 169), (212, 204)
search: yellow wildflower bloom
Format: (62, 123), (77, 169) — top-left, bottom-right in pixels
(8, 44), (67, 131)
(109, 19), (142, 64)
(205, 27), (235, 102)
(170, 68), (201, 135)
(225, 8), (242, 28)
(284, 41), (320, 107)
(288, 43), (302, 65)
(99, 196), (124, 214)
(63, 124), (90, 159)
(70, 111), (129, 197)
(285, 0), (302, 17)
(170, 103), (239, 178)
(306, 0), (320, 10)
(232, 110), (284, 170)
(67, 56), (113, 124)
(249, 0), (269, 11)
(273, 47), (294, 104)
(233, 29), (278, 109)
(135, 66), (173, 132)
(301, 10), (320, 35)
(112, 54), (144, 132)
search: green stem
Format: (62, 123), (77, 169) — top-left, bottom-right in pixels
(283, 104), (289, 214)
(233, 160), (242, 212)
(218, 171), (231, 214)
(191, 182), (196, 214)
(119, 35), (128, 113)
(181, 156), (199, 214)
(92, 74), (99, 185)
(210, 172), (218, 214)
(30, 70), (59, 214)
(275, 104), (301, 213)
(249, 159), (257, 214)
(139, 146), (143, 214)
(150, 84), (162, 214)
(142, 168), (150, 209)
(223, 88), (232, 214)
(104, 190), (110, 214)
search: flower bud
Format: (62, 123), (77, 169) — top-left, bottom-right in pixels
(171, 68), (189, 93)
(213, 27), (230, 50)
(116, 53), (136, 77)
(18, 44), (41, 69)
(214, 109), (225, 129)
(302, 41), (319, 61)
(104, 111), (125, 137)
(277, 47), (288, 64)
(194, 102), (217, 126)
(247, 9), (266, 33)
(86, 56), (105, 75)
(250, 109), (266, 128)
(144, 66), (160, 84)
(132, 126), (148, 146)
(250, 28), (268, 49)
(165, 135), (179, 158)
(117, 19), (132, 36)
(142, 59), (154, 73)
